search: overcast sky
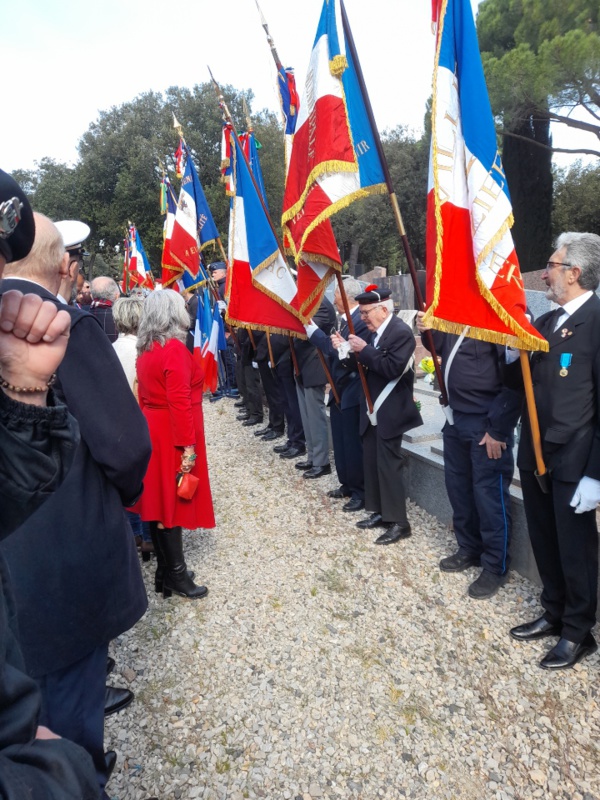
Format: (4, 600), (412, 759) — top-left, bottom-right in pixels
(1, 0), (589, 174)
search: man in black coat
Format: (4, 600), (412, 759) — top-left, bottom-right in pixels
(252, 330), (286, 440)
(89, 276), (120, 342)
(292, 296), (336, 479)
(0, 171), (100, 799)
(335, 286), (422, 544)
(306, 278), (368, 510)
(511, 232), (600, 670)
(0, 213), (151, 796)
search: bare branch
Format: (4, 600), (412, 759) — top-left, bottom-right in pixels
(500, 130), (600, 158)
(546, 111), (600, 138)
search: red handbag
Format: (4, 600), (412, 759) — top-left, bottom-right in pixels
(176, 472), (199, 500)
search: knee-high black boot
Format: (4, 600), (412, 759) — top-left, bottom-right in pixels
(158, 527), (208, 599)
(149, 522), (167, 593)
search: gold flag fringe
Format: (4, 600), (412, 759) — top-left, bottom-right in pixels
(329, 54), (348, 78)
(224, 312), (307, 339)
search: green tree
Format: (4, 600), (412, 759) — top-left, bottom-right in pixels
(552, 160), (600, 236)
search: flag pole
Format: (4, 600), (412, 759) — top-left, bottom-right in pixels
(519, 351), (548, 491)
(340, 0), (448, 408)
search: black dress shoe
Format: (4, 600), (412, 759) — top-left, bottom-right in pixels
(105, 750), (117, 782)
(280, 445), (306, 459)
(262, 429), (284, 441)
(374, 522), (411, 544)
(104, 685), (134, 716)
(106, 656), (115, 676)
(295, 459), (314, 470)
(342, 497), (365, 512)
(439, 550), (481, 573)
(356, 512), (385, 530)
(303, 464), (331, 479)
(510, 616), (562, 642)
(254, 425), (272, 436)
(236, 413), (250, 421)
(234, 400), (246, 408)
(274, 441), (292, 453)
(242, 416), (263, 427)
(468, 569), (508, 599)
(327, 487), (347, 499)
(540, 634), (598, 670)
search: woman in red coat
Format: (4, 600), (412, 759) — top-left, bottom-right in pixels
(134, 290), (215, 599)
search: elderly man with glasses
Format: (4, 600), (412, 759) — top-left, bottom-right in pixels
(332, 285), (422, 544)
(511, 232), (600, 670)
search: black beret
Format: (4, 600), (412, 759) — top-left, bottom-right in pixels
(355, 283), (392, 305)
(0, 169), (35, 263)
(208, 261), (227, 272)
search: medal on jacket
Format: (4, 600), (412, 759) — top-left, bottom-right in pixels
(559, 353), (572, 377)
(560, 328), (572, 338)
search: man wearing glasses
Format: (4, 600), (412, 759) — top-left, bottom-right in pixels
(332, 285), (422, 544)
(511, 232), (600, 670)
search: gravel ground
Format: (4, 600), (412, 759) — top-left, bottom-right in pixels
(106, 398), (600, 800)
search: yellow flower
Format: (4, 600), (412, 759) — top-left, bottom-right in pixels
(419, 357), (435, 374)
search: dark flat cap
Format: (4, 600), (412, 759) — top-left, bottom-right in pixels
(208, 261), (227, 272)
(0, 169), (35, 263)
(355, 283), (392, 305)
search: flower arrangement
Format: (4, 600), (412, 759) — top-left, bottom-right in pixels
(419, 356), (436, 384)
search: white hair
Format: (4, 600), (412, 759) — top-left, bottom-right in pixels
(136, 290), (190, 353)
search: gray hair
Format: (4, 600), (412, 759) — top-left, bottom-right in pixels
(555, 232), (600, 291)
(136, 290), (190, 353)
(5, 212), (65, 282)
(381, 298), (395, 312)
(91, 276), (120, 302)
(112, 296), (144, 335)
(340, 278), (363, 300)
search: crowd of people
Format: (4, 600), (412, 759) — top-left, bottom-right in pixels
(2, 165), (600, 799)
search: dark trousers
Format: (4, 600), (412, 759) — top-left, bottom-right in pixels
(37, 643), (109, 796)
(330, 402), (364, 500)
(258, 361), (284, 432)
(442, 412), (513, 575)
(363, 426), (407, 523)
(243, 364), (263, 420)
(521, 470), (598, 642)
(276, 360), (305, 448)
(236, 354), (246, 406)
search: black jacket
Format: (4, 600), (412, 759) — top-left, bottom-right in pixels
(0, 278), (151, 677)
(293, 298), (336, 388)
(518, 293), (600, 481)
(0, 391), (100, 799)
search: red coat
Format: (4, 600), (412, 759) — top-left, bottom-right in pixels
(134, 339), (215, 529)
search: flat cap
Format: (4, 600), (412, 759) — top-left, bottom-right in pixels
(0, 169), (35, 263)
(354, 283), (392, 305)
(208, 260), (227, 272)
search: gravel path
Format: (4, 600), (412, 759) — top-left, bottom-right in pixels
(106, 398), (600, 800)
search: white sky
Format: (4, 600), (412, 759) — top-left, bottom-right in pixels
(1, 0), (592, 174)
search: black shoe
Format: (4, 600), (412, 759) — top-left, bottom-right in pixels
(342, 497), (365, 512)
(510, 616), (562, 642)
(327, 487), (347, 499)
(236, 413), (250, 421)
(262, 429), (284, 441)
(105, 750), (117, 782)
(254, 425), (272, 436)
(226, 389), (240, 398)
(106, 656), (115, 676)
(242, 416), (263, 427)
(280, 445), (306, 459)
(274, 442), (292, 454)
(234, 400), (246, 408)
(374, 523), (411, 544)
(295, 460), (314, 470)
(439, 550), (481, 573)
(104, 686), (134, 716)
(209, 392), (224, 403)
(540, 634), (598, 670)
(158, 527), (209, 600)
(303, 464), (331, 479)
(468, 569), (508, 599)
(356, 513), (385, 530)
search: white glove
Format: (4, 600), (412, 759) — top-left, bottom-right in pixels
(217, 300), (227, 312)
(337, 340), (352, 360)
(252, 361), (259, 369)
(304, 321), (318, 337)
(570, 476), (600, 514)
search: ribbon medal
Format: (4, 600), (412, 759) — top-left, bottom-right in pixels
(559, 353), (572, 377)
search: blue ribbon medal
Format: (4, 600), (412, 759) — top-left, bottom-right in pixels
(559, 353), (572, 377)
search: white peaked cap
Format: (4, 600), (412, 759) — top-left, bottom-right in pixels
(54, 220), (91, 250)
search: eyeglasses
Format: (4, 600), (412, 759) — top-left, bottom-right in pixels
(544, 261), (572, 271)
(359, 305), (383, 318)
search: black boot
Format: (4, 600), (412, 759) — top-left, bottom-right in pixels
(150, 522), (195, 594)
(158, 527), (208, 599)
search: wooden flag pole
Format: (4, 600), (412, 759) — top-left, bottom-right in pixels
(519, 351), (549, 492)
(340, 0), (448, 408)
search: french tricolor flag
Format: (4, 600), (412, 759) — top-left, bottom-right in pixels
(194, 289), (226, 394)
(282, 0), (387, 318)
(424, 0), (547, 352)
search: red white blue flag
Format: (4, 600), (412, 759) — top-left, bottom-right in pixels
(226, 129), (305, 335)
(424, 0), (547, 352)
(128, 225), (154, 290)
(194, 288), (226, 393)
(282, 0), (387, 317)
